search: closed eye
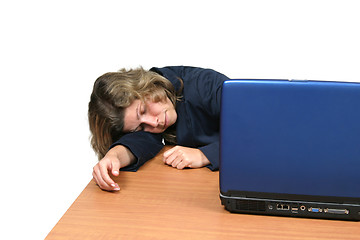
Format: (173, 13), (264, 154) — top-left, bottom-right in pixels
(131, 102), (146, 132)
(140, 102), (146, 115)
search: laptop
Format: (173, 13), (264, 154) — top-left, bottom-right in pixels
(219, 79), (360, 220)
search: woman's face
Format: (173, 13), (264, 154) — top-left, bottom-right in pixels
(123, 97), (177, 134)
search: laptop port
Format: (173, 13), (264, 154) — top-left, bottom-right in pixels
(277, 204), (290, 210)
(324, 208), (349, 215)
(300, 205), (306, 211)
(308, 207), (322, 213)
(291, 207), (299, 213)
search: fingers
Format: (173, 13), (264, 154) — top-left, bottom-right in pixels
(163, 146), (176, 160)
(163, 146), (189, 170)
(111, 159), (120, 177)
(163, 146), (177, 166)
(92, 168), (112, 191)
(163, 147), (177, 165)
(176, 160), (188, 170)
(93, 157), (120, 191)
(163, 146), (210, 169)
(99, 162), (118, 188)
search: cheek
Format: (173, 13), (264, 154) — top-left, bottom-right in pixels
(171, 109), (177, 123)
(166, 105), (176, 123)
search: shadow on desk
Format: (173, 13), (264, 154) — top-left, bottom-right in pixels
(46, 147), (360, 240)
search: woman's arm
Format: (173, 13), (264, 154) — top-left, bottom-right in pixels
(93, 131), (164, 191)
(92, 145), (135, 191)
(110, 131), (164, 171)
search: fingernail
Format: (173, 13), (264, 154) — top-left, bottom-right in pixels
(113, 171), (119, 175)
(111, 183), (115, 187)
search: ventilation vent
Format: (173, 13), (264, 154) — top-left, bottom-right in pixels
(235, 199), (266, 212)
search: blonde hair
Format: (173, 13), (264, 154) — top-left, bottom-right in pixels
(88, 67), (180, 159)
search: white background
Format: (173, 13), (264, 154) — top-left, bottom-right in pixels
(1, 0), (359, 239)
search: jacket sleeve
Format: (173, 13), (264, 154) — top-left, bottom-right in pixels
(199, 141), (220, 171)
(195, 68), (227, 171)
(174, 66), (228, 171)
(110, 131), (164, 171)
(187, 67), (227, 171)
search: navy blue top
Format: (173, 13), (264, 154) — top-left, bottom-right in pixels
(110, 66), (229, 171)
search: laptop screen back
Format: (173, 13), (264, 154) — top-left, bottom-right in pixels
(220, 80), (360, 202)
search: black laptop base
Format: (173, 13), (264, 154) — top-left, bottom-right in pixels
(220, 194), (360, 221)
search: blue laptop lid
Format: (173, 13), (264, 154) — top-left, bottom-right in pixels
(220, 79), (360, 203)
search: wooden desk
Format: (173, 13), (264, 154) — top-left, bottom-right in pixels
(46, 148), (360, 240)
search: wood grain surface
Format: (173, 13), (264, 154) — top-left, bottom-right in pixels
(46, 147), (360, 240)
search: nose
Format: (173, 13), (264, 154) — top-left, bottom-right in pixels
(141, 115), (159, 128)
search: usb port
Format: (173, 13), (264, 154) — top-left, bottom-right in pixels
(291, 207), (299, 212)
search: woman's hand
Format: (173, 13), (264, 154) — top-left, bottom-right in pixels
(163, 146), (210, 169)
(92, 145), (135, 191)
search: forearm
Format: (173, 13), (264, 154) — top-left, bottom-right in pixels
(107, 145), (136, 169)
(110, 131), (164, 171)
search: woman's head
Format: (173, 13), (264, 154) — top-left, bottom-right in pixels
(122, 97), (177, 134)
(88, 67), (177, 159)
